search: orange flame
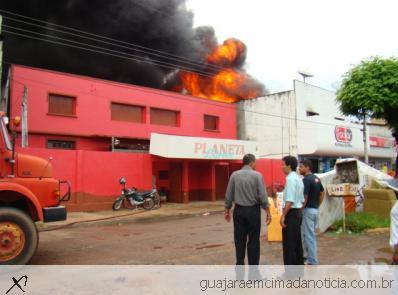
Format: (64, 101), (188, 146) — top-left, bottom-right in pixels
(173, 38), (263, 103)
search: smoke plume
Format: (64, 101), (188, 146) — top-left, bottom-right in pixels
(0, 0), (266, 100)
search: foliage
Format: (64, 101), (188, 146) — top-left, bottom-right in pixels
(333, 212), (390, 233)
(336, 57), (398, 133)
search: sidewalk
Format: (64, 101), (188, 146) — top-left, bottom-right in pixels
(38, 201), (225, 231)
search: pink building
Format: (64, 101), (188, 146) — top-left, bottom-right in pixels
(8, 65), (288, 211)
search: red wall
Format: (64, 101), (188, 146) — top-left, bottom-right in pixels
(256, 158), (286, 191)
(16, 147), (153, 211)
(10, 65), (237, 143)
(15, 147), (285, 210)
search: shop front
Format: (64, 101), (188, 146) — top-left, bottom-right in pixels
(298, 124), (395, 173)
(150, 133), (258, 203)
(298, 123), (365, 173)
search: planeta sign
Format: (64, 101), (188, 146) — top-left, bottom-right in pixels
(194, 143), (245, 158)
(150, 133), (258, 160)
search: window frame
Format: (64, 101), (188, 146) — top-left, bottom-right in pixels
(149, 107), (181, 127)
(47, 92), (77, 118)
(110, 101), (146, 123)
(46, 139), (76, 150)
(203, 114), (220, 132)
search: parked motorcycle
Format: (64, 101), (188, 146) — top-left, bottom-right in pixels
(112, 177), (161, 211)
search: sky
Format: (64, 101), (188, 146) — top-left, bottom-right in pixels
(186, 0), (398, 93)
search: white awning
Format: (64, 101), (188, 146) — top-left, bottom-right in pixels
(149, 133), (259, 160)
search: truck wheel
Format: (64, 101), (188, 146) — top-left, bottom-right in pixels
(0, 207), (38, 265)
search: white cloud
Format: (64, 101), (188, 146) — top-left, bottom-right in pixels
(186, 0), (398, 92)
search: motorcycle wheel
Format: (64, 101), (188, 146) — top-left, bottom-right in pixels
(153, 192), (161, 208)
(142, 198), (155, 210)
(112, 197), (124, 211)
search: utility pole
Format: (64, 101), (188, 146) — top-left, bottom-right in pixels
(363, 112), (369, 164)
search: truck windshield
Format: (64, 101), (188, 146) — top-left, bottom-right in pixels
(1, 118), (12, 150)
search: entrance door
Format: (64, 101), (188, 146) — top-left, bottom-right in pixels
(169, 162), (182, 202)
(215, 164), (229, 200)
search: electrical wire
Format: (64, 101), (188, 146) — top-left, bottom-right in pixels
(0, 9), (227, 72)
(3, 29), (219, 78)
(2, 15), (225, 73)
(3, 25), (218, 77)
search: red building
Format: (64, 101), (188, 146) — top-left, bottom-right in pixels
(8, 65), (287, 211)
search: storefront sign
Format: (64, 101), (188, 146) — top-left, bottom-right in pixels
(369, 136), (392, 148)
(335, 126), (353, 147)
(150, 133), (258, 160)
(194, 143), (245, 158)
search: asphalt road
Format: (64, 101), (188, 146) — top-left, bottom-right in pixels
(31, 212), (392, 265)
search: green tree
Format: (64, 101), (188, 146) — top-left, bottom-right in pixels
(337, 57), (398, 121)
(336, 57), (398, 169)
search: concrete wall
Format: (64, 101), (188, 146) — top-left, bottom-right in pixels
(294, 80), (363, 157)
(237, 90), (297, 159)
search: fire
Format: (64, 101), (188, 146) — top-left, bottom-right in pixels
(173, 38), (264, 103)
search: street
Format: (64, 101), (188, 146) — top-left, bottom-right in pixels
(31, 212), (392, 265)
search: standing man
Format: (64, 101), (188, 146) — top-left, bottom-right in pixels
(280, 156), (304, 265)
(225, 153), (272, 266)
(299, 159), (324, 265)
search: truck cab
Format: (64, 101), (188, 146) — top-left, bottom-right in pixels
(0, 113), (70, 264)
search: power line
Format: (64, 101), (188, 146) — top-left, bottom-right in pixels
(3, 25), (218, 77)
(3, 29), (219, 78)
(2, 15), (225, 73)
(0, 9), (226, 72)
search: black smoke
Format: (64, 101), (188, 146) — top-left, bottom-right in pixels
(0, 0), (265, 97)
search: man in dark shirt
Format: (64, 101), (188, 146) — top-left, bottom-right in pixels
(225, 154), (272, 266)
(299, 159), (324, 265)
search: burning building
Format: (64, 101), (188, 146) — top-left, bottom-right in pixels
(171, 38), (265, 103)
(1, 0), (266, 104)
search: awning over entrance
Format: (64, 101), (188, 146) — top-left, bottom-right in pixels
(149, 133), (259, 160)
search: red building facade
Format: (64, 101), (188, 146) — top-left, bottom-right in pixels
(9, 65), (284, 211)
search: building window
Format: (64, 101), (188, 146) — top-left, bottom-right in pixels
(150, 108), (179, 127)
(111, 103), (144, 123)
(47, 140), (76, 150)
(204, 115), (219, 131)
(48, 94), (76, 116)
(306, 111), (319, 117)
(113, 138), (150, 152)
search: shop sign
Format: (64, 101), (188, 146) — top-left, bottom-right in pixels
(369, 136), (392, 148)
(150, 133), (258, 160)
(194, 143), (245, 159)
(335, 126), (353, 147)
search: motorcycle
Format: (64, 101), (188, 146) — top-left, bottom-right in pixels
(112, 177), (161, 211)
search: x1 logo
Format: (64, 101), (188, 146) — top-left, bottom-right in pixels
(5, 276), (28, 294)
